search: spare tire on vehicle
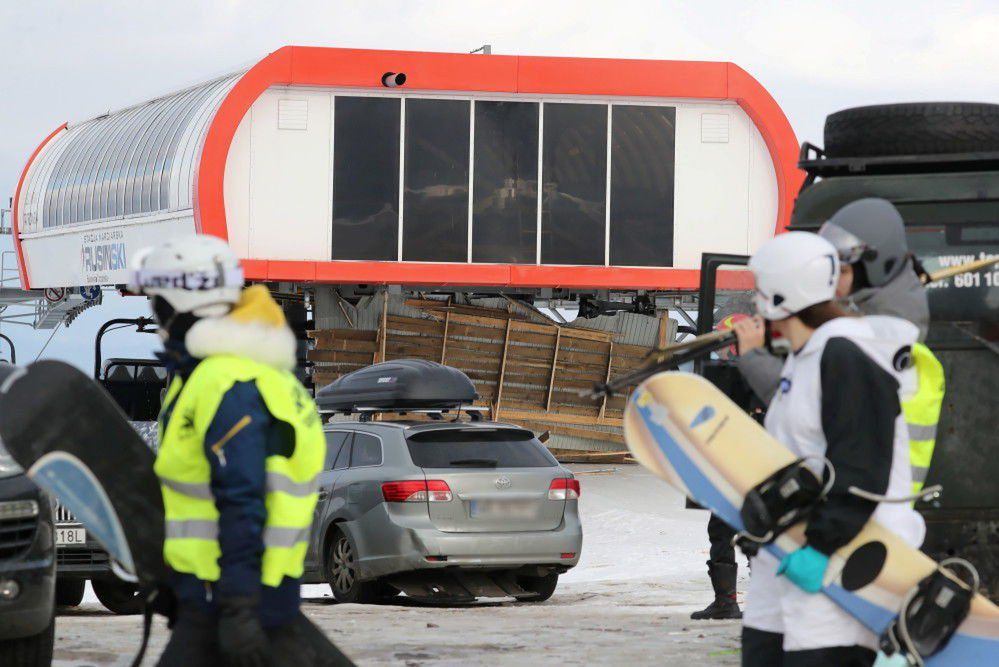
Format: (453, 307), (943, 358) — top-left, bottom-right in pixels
(823, 102), (999, 158)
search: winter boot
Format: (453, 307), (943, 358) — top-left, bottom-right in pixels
(690, 561), (742, 620)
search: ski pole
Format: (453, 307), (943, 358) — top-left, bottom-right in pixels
(922, 256), (998, 285)
(589, 331), (736, 398)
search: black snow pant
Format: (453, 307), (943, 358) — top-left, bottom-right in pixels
(708, 513), (737, 564)
(741, 627), (876, 667)
(158, 605), (355, 667)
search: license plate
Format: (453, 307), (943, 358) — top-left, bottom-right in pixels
(469, 499), (539, 519)
(56, 527), (86, 546)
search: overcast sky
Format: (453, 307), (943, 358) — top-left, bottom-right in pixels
(1, 0), (998, 366)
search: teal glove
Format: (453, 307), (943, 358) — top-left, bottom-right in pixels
(777, 546), (829, 593)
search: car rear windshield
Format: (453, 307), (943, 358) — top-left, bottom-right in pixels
(406, 428), (558, 468)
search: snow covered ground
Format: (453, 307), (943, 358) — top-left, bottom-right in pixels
(54, 464), (744, 665)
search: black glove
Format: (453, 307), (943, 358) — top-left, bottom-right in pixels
(216, 596), (269, 667)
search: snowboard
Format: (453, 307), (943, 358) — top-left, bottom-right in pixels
(0, 360), (166, 586)
(623, 371), (999, 665)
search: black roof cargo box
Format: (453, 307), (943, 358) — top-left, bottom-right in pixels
(316, 359), (478, 413)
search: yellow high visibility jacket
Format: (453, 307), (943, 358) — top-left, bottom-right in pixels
(154, 355), (325, 586)
(902, 343), (945, 494)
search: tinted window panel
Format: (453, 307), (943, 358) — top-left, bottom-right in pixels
(324, 432), (350, 469)
(333, 436), (352, 470)
(407, 429), (557, 468)
(898, 200), (999, 330)
(472, 102), (539, 263)
(332, 97), (400, 260)
(350, 434), (383, 467)
(610, 105), (676, 266)
(541, 103), (607, 265)
(403, 99), (470, 262)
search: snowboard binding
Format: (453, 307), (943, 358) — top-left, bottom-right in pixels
(733, 457), (831, 556)
(877, 559), (978, 667)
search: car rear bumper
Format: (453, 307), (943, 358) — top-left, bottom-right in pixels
(354, 502), (583, 581)
(415, 521), (583, 566)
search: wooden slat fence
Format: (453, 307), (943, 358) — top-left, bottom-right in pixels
(308, 303), (655, 446)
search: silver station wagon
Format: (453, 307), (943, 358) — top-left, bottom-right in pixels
(300, 360), (583, 604)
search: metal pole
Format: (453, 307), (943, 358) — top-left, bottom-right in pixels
(0, 333), (15, 364)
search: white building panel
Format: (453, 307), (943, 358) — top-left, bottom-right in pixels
(748, 121), (780, 255)
(239, 88), (333, 261)
(19, 213), (195, 287)
(673, 104), (756, 268)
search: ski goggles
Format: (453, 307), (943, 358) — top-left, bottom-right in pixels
(818, 221), (873, 265)
(129, 266), (244, 294)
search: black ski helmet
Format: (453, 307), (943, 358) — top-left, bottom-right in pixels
(819, 198), (909, 288)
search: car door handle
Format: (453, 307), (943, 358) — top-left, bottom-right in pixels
(317, 490), (329, 503)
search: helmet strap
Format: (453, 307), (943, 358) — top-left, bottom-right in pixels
(850, 261), (872, 293)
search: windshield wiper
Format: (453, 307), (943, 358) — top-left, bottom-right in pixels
(448, 458), (499, 467)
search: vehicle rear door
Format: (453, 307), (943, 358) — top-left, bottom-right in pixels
(408, 427), (569, 533)
(331, 432), (385, 519)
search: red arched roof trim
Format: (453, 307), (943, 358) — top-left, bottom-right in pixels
(12, 122), (68, 291)
(197, 46), (800, 289)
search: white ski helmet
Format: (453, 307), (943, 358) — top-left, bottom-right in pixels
(130, 235), (243, 335)
(749, 232), (840, 320)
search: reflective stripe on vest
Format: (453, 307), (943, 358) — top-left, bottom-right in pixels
(902, 343), (945, 494)
(160, 478), (214, 501)
(263, 526), (311, 548)
(155, 354), (326, 586)
(166, 519), (219, 540)
(267, 471), (319, 498)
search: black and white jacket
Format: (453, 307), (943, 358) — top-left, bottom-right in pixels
(764, 316), (925, 556)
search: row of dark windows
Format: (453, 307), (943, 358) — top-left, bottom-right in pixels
(331, 97), (676, 267)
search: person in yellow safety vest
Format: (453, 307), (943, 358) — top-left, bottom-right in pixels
(818, 199), (944, 494)
(130, 235), (353, 667)
(735, 199), (943, 494)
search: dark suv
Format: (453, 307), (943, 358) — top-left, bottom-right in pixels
(788, 102), (999, 597)
(0, 452), (55, 664)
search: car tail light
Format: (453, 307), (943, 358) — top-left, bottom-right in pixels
(426, 480), (453, 502)
(548, 477), (580, 500)
(382, 480), (453, 503)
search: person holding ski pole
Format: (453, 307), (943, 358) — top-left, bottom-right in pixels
(130, 235), (353, 666)
(738, 232), (925, 666)
(689, 312), (756, 622)
(734, 198), (943, 492)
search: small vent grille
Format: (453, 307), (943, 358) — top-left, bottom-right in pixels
(701, 113), (730, 143)
(0, 516), (37, 559)
(278, 99), (309, 131)
(57, 548), (109, 567)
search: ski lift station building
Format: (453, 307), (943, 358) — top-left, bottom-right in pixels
(13, 46), (800, 308)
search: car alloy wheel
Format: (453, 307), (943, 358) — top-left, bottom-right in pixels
(331, 535), (356, 595)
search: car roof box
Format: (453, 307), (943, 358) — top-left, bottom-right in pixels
(316, 359), (479, 413)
